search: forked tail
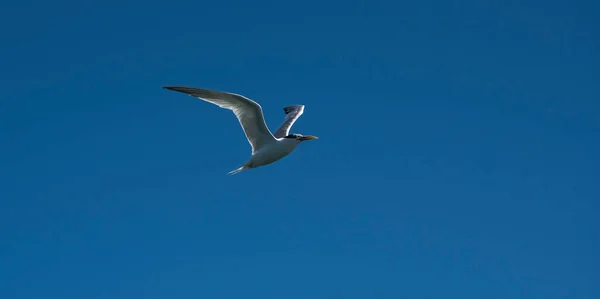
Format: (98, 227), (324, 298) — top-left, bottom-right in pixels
(227, 166), (247, 175)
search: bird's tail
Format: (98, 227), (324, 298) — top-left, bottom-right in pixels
(227, 166), (247, 175)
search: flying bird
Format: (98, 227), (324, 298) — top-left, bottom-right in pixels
(163, 86), (318, 175)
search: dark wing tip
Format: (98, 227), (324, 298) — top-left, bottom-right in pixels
(283, 105), (304, 115)
(163, 86), (179, 91)
(163, 86), (196, 96)
(163, 86), (183, 91)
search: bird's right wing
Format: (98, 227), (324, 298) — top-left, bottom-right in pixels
(163, 86), (276, 153)
(274, 105), (305, 138)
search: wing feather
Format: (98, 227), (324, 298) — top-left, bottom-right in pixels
(164, 86), (276, 153)
(274, 105), (305, 138)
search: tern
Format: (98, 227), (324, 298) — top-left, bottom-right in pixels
(163, 86), (318, 175)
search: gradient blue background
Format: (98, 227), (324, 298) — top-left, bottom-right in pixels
(1, 0), (598, 298)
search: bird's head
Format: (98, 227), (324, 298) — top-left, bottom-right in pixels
(284, 134), (318, 142)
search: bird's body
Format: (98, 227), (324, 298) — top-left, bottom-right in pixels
(250, 137), (301, 167)
(163, 86), (318, 174)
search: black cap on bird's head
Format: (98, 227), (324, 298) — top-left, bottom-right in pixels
(284, 133), (318, 141)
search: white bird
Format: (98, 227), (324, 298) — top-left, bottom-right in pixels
(163, 86), (318, 175)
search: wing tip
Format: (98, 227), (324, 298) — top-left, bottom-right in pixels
(163, 86), (179, 91)
(283, 105), (304, 115)
(163, 86), (197, 96)
(163, 85), (182, 91)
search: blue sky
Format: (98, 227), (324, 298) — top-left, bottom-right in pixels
(1, 0), (598, 298)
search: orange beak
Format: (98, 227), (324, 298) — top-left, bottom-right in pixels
(299, 135), (318, 141)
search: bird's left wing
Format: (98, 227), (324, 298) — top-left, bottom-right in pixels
(274, 105), (305, 138)
(163, 86), (276, 153)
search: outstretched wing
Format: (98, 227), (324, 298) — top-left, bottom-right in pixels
(274, 105), (305, 138)
(163, 86), (276, 153)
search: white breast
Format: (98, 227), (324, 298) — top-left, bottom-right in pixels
(246, 138), (299, 168)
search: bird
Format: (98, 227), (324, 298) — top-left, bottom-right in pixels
(163, 86), (318, 175)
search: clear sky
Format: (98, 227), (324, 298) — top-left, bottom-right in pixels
(1, 0), (598, 298)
